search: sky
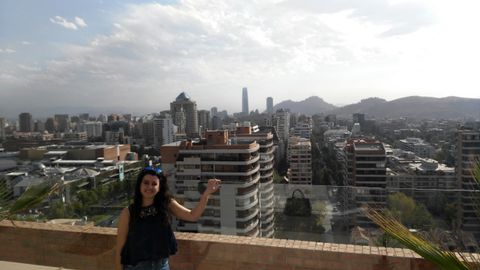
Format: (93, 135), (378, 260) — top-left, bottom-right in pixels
(1, 0), (480, 118)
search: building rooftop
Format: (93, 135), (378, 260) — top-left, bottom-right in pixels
(14, 176), (44, 188)
(44, 151), (68, 156)
(175, 91), (191, 102)
(353, 143), (384, 151)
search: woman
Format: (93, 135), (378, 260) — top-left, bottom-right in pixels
(116, 167), (221, 270)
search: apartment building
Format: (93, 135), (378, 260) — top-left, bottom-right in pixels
(287, 136), (312, 185)
(161, 130), (261, 237)
(170, 92), (199, 138)
(397, 137), (435, 158)
(388, 150), (456, 206)
(235, 125), (275, 238)
(292, 122), (312, 139)
(457, 128), (480, 238)
(344, 139), (387, 228)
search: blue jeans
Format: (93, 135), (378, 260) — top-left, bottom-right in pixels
(124, 258), (169, 270)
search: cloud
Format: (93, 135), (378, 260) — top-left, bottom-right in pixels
(49, 16), (88, 30)
(74, 17), (88, 28)
(2, 1), (410, 114)
(279, 0), (434, 37)
(6, 0), (476, 118)
(0, 48), (16, 53)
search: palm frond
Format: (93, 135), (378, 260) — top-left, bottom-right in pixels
(366, 207), (470, 270)
(0, 182), (62, 221)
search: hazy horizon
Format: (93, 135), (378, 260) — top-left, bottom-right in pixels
(1, 0), (480, 118)
(0, 93), (478, 120)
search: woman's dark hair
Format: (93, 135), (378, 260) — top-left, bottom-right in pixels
(130, 169), (173, 223)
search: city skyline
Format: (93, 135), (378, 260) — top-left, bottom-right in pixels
(1, 0), (480, 117)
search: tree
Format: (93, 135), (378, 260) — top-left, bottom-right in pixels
(444, 202), (459, 230)
(387, 192), (415, 223)
(387, 192), (434, 230)
(46, 200), (67, 219)
(312, 201), (327, 227)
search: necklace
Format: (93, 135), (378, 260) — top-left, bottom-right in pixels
(139, 205), (157, 218)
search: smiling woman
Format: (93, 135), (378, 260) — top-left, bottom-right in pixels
(116, 167), (221, 270)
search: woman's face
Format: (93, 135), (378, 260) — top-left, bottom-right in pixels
(140, 174), (160, 199)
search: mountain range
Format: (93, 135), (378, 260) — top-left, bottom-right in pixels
(273, 96), (337, 115)
(273, 96), (480, 120)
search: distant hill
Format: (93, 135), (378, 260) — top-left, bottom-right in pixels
(328, 97), (388, 117)
(330, 96), (480, 120)
(273, 96), (337, 115)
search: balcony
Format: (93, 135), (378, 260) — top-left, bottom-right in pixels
(0, 220), (438, 270)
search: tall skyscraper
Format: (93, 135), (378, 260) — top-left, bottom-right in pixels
(197, 110), (211, 136)
(211, 115), (222, 130)
(274, 109), (290, 161)
(170, 92), (199, 138)
(142, 121), (155, 146)
(54, 114), (70, 132)
(242, 87), (249, 115)
(266, 97), (273, 114)
(19, 112), (33, 132)
(274, 109), (290, 142)
(45, 117), (57, 133)
(34, 120), (45, 132)
(173, 108), (186, 134)
(210, 107), (218, 117)
(153, 114), (175, 148)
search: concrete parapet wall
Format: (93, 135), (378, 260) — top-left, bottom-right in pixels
(0, 221), (437, 270)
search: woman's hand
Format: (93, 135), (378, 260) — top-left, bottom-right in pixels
(204, 178), (221, 195)
(170, 178), (222, 222)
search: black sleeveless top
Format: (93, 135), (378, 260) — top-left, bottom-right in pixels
(121, 204), (178, 265)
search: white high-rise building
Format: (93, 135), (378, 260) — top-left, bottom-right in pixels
(78, 121), (103, 138)
(274, 109), (290, 161)
(161, 130), (261, 237)
(287, 136), (312, 185)
(274, 109), (290, 142)
(235, 125), (275, 238)
(153, 115), (174, 148)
